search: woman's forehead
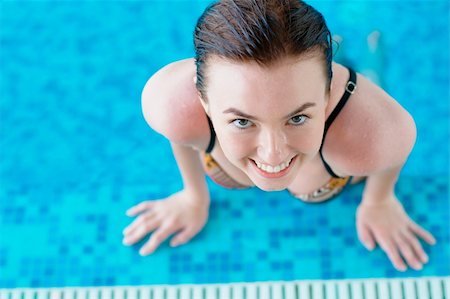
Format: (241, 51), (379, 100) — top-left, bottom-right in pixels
(205, 56), (327, 107)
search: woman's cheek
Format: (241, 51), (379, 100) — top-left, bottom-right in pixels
(288, 124), (323, 156)
(304, 125), (325, 154)
(218, 131), (253, 159)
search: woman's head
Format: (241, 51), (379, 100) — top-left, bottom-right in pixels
(193, 0), (333, 191)
(193, 0), (333, 102)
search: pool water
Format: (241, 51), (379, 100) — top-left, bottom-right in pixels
(0, 0), (449, 288)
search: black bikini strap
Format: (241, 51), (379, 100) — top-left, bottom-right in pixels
(324, 68), (357, 135)
(319, 67), (357, 178)
(205, 115), (216, 154)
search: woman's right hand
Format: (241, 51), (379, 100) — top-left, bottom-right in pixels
(122, 189), (210, 255)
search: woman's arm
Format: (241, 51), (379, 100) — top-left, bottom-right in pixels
(360, 104), (416, 203)
(170, 141), (210, 205)
(123, 59), (211, 255)
(141, 58), (210, 202)
(328, 70), (437, 272)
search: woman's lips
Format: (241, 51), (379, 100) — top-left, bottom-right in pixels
(251, 156), (297, 179)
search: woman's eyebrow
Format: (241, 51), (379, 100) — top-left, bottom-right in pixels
(222, 102), (316, 121)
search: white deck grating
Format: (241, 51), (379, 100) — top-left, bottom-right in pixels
(1, 276), (449, 299)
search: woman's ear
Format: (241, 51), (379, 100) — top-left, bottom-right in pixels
(193, 76), (210, 116)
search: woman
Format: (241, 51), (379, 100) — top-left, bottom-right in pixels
(122, 0), (436, 272)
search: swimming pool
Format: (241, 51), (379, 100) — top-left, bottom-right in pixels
(1, 0), (448, 290)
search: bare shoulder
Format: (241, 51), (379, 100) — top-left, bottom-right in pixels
(324, 62), (417, 176)
(141, 58), (210, 150)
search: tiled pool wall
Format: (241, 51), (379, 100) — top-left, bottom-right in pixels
(0, 0), (448, 288)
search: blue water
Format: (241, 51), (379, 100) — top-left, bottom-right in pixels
(0, 0), (448, 288)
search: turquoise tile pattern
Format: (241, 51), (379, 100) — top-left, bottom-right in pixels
(1, 0), (449, 288)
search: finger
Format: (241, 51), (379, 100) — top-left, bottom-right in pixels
(140, 223), (180, 256)
(123, 216), (159, 246)
(356, 222), (376, 251)
(396, 233), (423, 271)
(400, 230), (429, 264)
(378, 238), (407, 272)
(409, 222), (436, 245)
(126, 200), (158, 216)
(123, 210), (156, 235)
(170, 227), (196, 247)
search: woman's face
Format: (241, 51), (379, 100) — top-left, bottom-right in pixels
(203, 55), (329, 191)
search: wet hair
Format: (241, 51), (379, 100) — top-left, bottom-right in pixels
(193, 0), (333, 102)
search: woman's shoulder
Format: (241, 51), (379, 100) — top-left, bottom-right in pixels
(324, 64), (417, 176)
(141, 58), (210, 150)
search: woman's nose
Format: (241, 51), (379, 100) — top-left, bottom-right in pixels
(257, 130), (288, 164)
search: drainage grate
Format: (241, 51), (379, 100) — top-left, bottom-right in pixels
(1, 277), (449, 299)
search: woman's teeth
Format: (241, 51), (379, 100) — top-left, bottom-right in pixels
(254, 158), (293, 173)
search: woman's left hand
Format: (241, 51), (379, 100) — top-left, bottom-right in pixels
(356, 195), (436, 271)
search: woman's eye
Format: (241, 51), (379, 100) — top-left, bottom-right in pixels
(232, 119), (253, 129)
(288, 115), (307, 125)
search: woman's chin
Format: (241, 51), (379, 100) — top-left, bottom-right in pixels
(256, 184), (287, 192)
(250, 175), (293, 191)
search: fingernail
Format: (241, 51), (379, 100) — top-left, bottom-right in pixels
(415, 264), (422, 271)
(397, 265), (407, 272)
(122, 238), (130, 245)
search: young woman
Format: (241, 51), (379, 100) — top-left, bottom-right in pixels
(122, 0), (436, 272)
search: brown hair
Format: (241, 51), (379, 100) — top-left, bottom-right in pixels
(193, 0), (333, 101)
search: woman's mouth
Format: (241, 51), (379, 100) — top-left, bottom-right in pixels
(250, 156), (297, 179)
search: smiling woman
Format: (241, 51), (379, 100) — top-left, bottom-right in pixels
(123, 0), (436, 273)
(199, 56), (336, 193)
